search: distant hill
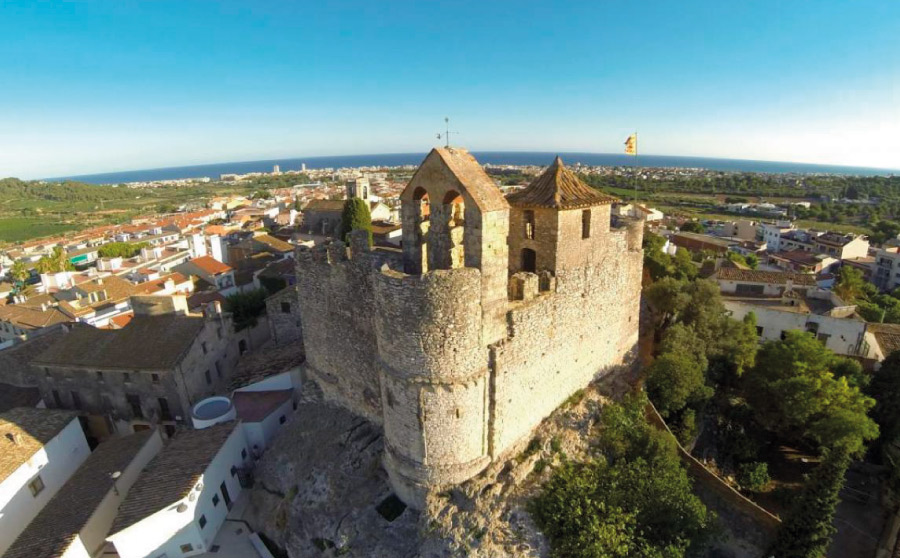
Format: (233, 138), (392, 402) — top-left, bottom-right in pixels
(0, 177), (134, 203)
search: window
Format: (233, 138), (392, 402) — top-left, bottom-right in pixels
(279, 415), (286, 424)
(180, 544), (194, 554)
(524, 210), (535, 240)
(817, 333), (831, 345)
(735, 284), (765, 295)
(241, 448), (247, 460)
(51, 390), (63, 408)
(158, 397), (171, 421)
(581, 209), (591, 239)
(756, 326), (764, 337)
(215, 361), (222, 378)
(281, 301), (291, 313)
(123, 372), (131, 383)
(521, 248), (537, 273)
(201, 341), (208, 355)
(238, 339), (248, 355)
(44, 367), (51, 378)
(199, 515), (207, 529)
(230, 466), (237, 477)
(70, 391), (82, 410)
(217, 327), (222, 339)
(205, 370), (212, 385)
(780, 330), (788, 341)
(213, 493), (220, 506)
(96, 371), (104, 381)
(28, 476), (45, 497)
(127, 394), (143, 418)
(151, 373), (160, 383)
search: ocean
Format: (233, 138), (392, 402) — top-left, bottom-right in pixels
(52, 151), (898, 185)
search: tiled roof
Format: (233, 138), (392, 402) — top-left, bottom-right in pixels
(869, 323), (900, 357)
(32, 314), (206, 370)
(188, 255), (232, 275)
(716, 267), (817, 286)
(507, 156), (617, 209)
(4, 431), (157, 558)
(252, 234), (293, 253)
(110, 423), (238, 534)
(0, 407), (79, 483)
(0, 303), (70, 330)
(304, 199), (345, 212)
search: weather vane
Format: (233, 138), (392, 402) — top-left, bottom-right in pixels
(436, 116), (457, 148)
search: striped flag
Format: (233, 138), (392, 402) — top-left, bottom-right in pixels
(624, 133), (637, 156)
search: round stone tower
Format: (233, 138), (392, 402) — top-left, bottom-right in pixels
(375, 147), (509, 507)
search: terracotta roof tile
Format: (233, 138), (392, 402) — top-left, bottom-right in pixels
(0, 408), (79, 483)
(188, 255), (232, 275)
(33, 315), (206, 370)
(4, 431), (158, 558)
(110, 423), (238, 534)
(869, 323), (900, 357)
(507, 156), (617, 209)
(716, 267), (817, 286)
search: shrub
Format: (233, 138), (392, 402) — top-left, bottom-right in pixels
(738, 461), (770, 492)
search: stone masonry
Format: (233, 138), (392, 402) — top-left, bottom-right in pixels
(293, 148), (643, 507)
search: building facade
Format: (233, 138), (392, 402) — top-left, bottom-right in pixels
(31, 299), (239, 439)
(293, 149), (643, 507)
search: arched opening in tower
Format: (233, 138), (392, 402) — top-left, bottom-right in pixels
(442, 190), (466, 269)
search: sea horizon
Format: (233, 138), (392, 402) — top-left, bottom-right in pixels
(45, 151), (899, 185)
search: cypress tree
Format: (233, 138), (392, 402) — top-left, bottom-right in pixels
(769, 447), (851, 558)
(339, 198), (373, 246)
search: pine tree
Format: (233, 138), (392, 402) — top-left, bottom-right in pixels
(770, 447), (851, 558)
(339, 198), (373, 246)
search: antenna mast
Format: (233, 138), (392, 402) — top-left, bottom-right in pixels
(436, 117), (457, 148)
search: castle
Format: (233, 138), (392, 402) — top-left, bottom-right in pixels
(294, 148), (643, 507)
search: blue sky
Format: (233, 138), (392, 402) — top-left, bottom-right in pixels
(0, 0), (898, 178)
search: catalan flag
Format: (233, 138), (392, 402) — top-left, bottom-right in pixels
(624, 133), (637, 156)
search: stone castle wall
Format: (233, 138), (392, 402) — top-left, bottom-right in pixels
(292, 221), (644, 506)
(294, 241), (383, 423)
(491, 226), (642, 455)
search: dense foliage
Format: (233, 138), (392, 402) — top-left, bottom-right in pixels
(97, 241), (149, 258)
(338, 198), (373, 245)
(644, 278), (758, 443)
(769, 447), (851, 558)
(224, 288), (269, 331)
(642, 232), (698, 281)
(531, 393), (713, 558)
(35, 247), (74, 273)
(0, 177), (135, 203)
(867, 352), (900, 489)
(745, 331), (877, 455)
(833, 266), (900, 323)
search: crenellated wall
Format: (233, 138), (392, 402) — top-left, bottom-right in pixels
(294, 239), (383, 423)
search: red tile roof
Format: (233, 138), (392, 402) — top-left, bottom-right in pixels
(188, 255), (232, 275)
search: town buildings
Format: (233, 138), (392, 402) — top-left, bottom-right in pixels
(106, 423), (252, 558)
(30, 296), (238, 439)
(0, 408), (90, 555)
(3, 429), (164, 558)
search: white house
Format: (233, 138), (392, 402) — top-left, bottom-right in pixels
(714, 267), (818, 296)
(232, 371), (297, 453)
(759, 221), (795, 251)
(0, 408), (90, 556)
(3, 429), (164, 558)
(723, 289), (869, 358)
(107, 423), (252, 558)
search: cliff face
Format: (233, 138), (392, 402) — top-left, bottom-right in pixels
(242, 377), (630, 558)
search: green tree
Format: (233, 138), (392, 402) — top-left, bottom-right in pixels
(338, 198), (373, 246)
(35, 247), (74, 273)
(680, 221), (704, 233)
(833, 266), (868, 303)
(745, 331), (878, 454)
(744, 253), (759, 269)
(646, 349), (711, 418)
(9, 260), (28, 283)
(769, 447), (851, 558)
(98, 241), (149, 258)
(867, 351), (900, 454)
(224, 288), (269, 331)
(531, 393), (713, 558)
